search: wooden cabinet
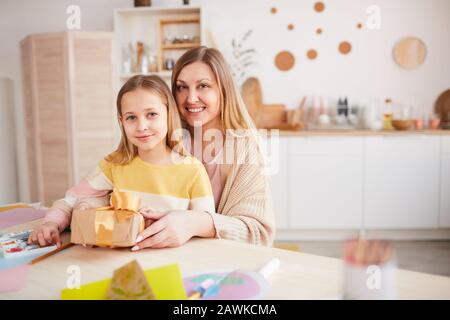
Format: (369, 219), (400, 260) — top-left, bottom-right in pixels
(20, 32), (116, 206)
(364, 135), (440, 228)
(440, 136), (450, 227)
(288, 137), (363, 229)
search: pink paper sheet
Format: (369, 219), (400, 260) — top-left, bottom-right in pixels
(0, 264), (30, 292)
(0, 208), (46, 229)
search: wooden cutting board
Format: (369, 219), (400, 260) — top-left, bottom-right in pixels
(242, 77), (263, 122)
(241, 77), (300, 130)
(435, 89), (450, 121)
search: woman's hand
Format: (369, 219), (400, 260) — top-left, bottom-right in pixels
(28, 221), (62, 248)
(132, 210), (195, 250)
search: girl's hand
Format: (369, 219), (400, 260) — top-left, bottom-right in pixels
(139, 207), (156, 228)
(28, 222), (62, 248)
(132, 210), (196, 250)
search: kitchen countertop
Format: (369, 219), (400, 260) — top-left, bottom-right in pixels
(276, 129), (450, 136)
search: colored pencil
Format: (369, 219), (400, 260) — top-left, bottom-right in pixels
(30, 242), (74, 265)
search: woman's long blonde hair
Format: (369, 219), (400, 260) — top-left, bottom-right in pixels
(106, 75), (186, 165)
(171, 46), (267, 169)
(171, 46), (257, 132)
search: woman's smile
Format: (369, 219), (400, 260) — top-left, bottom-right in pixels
(185, 105), (207, 115)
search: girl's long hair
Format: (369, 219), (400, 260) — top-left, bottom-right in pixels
(106, 75), (187, 165)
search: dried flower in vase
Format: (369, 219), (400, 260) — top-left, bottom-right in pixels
(229, 29), (256, 85)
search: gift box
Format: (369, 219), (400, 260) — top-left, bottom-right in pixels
(70, 190), (144, 248)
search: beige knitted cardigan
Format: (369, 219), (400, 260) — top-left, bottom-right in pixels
(207, 135), (275, 246)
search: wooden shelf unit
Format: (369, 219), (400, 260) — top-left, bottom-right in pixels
(114, 6), (205, 82)
(158, 16), (201, 72)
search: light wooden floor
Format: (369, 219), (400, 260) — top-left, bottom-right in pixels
(274, 241), (450, 277)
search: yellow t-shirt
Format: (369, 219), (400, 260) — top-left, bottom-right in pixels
(94, 156), (215, 212)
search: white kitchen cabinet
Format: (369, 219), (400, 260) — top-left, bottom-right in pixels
(440, 136), (450, 227)
(364, 135), (440, 229)
(288, 137), (363, 229)
(265, 135), (288, 228)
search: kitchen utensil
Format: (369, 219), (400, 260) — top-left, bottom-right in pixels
(434, 89), (450, 128)
(392, 119), (413, 131)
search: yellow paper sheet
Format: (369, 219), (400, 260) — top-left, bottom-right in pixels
(61, 263), (187, 300)
(0, 203), (32, 212)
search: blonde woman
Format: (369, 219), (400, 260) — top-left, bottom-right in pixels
(29, 75), (215, 248)
(135, 47), (275, 249)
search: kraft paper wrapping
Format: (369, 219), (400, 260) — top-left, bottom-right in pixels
(70, 190), (144, 248)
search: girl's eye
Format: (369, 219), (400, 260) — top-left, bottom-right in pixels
(147, 112), (158, 118)
(199, 83), (209, 89)
(176, 85), (186, 91)
(125, 115), (136, 121)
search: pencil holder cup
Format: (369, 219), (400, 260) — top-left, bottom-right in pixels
(343, 259), (397, 300)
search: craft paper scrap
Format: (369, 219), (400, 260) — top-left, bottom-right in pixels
(183, 270), (268, 300)
(106, 260), (155, 300)
(61, 263), (187, 300)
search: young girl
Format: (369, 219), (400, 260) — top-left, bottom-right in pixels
(28, 75), (215, 249)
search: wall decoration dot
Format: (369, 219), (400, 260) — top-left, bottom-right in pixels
(270, 7), (277, 14)
(288, 24), (294, 31)
(314, 2), (325, 12)
(316, 28), (323, 35)
(275, 51), (295, 71)
(307, 49), (318, 60)
(393, 37), (427, 69)
(357, 23), (363, 29)
(339, 41), (352, 55)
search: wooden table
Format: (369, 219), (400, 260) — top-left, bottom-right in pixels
(1, 220), (450, 299)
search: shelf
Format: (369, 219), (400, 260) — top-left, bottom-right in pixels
(160, 17), (200, 25)
(120, 71), (172, 79)
(115, 6), (202, 16)
(162, 43), (201, 50)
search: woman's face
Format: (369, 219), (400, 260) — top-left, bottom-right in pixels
(174, 61), (221, 129)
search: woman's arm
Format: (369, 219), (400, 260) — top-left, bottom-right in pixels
(133, 164), (216, 250)
(191, 210), (216, 238)
(135, 162), (274, 250)
(206, 160), (275, 246)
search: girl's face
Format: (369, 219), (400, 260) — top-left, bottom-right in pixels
(120, 88), (168, 153)
(175, 61), (221, 129)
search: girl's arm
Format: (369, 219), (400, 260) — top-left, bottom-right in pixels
(188, 165), (216, 214)
(42, 162), (114, 232)
(187, 165), (216, 238)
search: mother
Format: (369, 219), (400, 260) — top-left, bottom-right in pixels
(133, 46), (275, 249)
